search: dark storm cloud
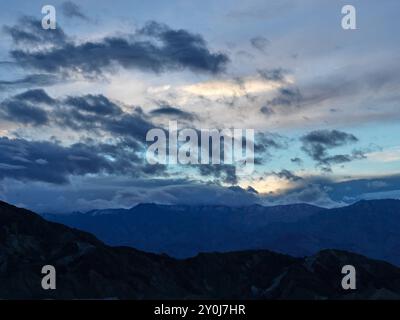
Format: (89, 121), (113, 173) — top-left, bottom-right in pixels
(0, 99), (49, 126)
(0, 137), (165, 184)
(254, 132), (288, 164)
(24, 92), (154, 141)
(54, 100), (154, 141)
(197, 164), (237, 185)
(274, 169), (302, 181)
(301, 130), (365, 171)
(101, 113), (154, 141)
(260, 106), (274, 116)
(150, 105), (196, 121)
(0, 138), (112, 184)
(63, 94), (122, 116)
(139, 21), (229, 73)
(14, 89), (55, 104)
(250, 36), (270, 52)
(0, 87), (288, 187)
(291, 157), (303, 166)
(0, 74), (59, 89)
(256, 132), (287, 151)
(0, 90), (155, 143)
(258, 68), (286, 82)
(304, 130), (358, 146)
(268, 87), (302, 107)
(3, 16), (68, 46)
(61, 1), (88, 20)
(7, 20), (229, 76)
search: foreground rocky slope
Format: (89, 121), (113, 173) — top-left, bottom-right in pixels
(2, 201), (400, 299)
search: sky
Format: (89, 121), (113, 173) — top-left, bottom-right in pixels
(0, 0), (399, 213)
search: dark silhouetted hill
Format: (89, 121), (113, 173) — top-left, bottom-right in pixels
(2, 200), (400, 299)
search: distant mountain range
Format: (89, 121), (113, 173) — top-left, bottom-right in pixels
(43, 199), (400, 265)
(2, 200), (400, 299)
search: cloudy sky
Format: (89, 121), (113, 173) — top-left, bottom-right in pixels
(0, 0), (399, 213)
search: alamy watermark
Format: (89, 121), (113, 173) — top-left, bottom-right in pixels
(341, 4), (356, 30)
(41, 265), (56, 290)
(145, 121), (255, 176)
(40, 4), (356, 32)
(41, 5), (57, 30)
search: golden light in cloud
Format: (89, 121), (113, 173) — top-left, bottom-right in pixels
(181, 75), (292, 98)
(0, 121), (17, 137)
(240, 175), (295, 194)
